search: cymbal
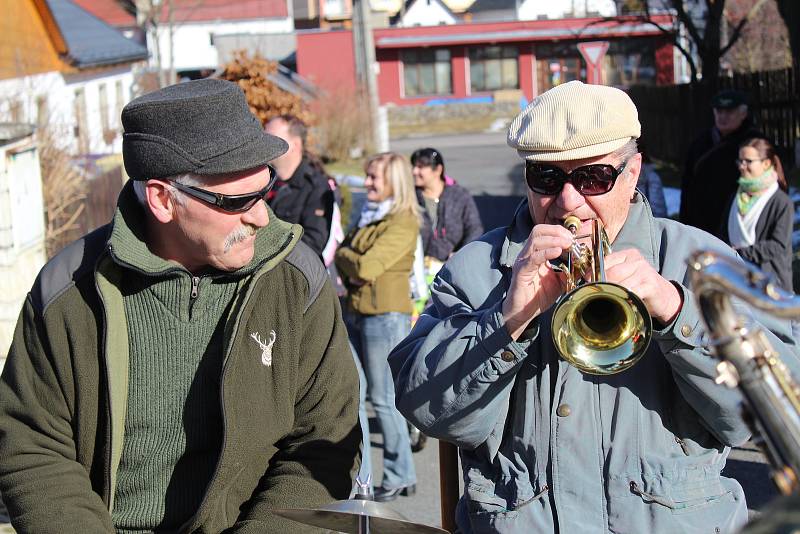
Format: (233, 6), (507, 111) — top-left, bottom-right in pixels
(272, 498), (450, 534)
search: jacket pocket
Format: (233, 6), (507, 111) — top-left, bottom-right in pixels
(465, 481), (549, 534)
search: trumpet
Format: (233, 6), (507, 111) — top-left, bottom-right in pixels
(689, 250), (800, 494)
(551, 216), (652, 375)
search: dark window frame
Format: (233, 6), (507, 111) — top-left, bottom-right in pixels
(468, 45), (520, 93)
(401, 48), (453, 97)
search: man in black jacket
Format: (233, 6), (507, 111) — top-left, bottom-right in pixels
(265, 115), (334, 257)
(679, 89), (762, 238)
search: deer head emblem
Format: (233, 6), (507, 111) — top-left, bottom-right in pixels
(250, 330), (277, 367)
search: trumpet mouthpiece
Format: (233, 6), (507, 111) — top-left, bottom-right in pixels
(563, 216), (581, 232)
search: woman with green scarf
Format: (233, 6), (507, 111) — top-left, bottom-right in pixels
(723, 137), (793, 290)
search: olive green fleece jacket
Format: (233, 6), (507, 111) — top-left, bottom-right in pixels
(0, 185), (361, 534)
(335, 211), (419, 315)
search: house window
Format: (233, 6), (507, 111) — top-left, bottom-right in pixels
(8, 100), (23, 122)
(401, 48), (452, 97)
(74, 88), (89, 153)
(115, 80), (125, 127)
(535, 42), (586, 93)
(36, 96), (49, 127)
(99, 83), (109, 132)
(469, 45), (518, 93)
(602, 39), (657, 87)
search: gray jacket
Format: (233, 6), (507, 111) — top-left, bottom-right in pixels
(389, 194), (799, 534)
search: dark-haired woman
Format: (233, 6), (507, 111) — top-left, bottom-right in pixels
(722, 137), (793, 291)
(410, 148), (484, 266)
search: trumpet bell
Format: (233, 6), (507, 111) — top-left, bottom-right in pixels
(552, 282), (652, 375)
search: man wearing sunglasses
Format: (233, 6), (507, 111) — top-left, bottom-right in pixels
(0, 79), (360, 533)
(390, 81), (798, 534)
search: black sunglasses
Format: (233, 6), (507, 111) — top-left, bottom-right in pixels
(168, 166), (277, 213)
(525, 160), (627, 196)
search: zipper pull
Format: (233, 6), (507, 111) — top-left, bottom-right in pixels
(191, 276), (200, 299)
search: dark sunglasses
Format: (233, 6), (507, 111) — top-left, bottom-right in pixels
(525, 160), (627, 196)
(168, 166), (277, 213)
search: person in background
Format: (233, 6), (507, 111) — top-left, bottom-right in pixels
(411, 147), (484, 265)
(635, 139), (668, 218)
(723, 137), (793, 291)
(0, 79), (360, 533)
(335, 152), (419, 502)
(265, 114), (335, 258)
(680, 89), (762, 238)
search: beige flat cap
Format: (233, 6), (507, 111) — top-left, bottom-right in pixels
(507, 81), (641, 162)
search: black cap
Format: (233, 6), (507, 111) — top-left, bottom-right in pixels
(122, 79), (288, 181)
(711, 89), (748, 109)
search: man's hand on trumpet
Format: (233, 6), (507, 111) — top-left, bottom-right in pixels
(603, 248), (683, 326)
(502, 223), (573, 340)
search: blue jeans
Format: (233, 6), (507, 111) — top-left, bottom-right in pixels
(349, 312), (416, 490)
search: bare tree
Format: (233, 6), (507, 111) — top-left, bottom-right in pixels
(37, 126), (87, 257)
(614, 0), (770, 90)
(135, 0), (207, 88)
(775, 0), (799, 67)
(723, 0), (791, 73)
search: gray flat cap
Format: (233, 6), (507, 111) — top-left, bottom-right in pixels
(122, 79), (288, 180)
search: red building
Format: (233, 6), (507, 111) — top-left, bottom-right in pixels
(297, 15), (675, 106)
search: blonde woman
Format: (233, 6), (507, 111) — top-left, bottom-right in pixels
(335, 152), (419, 502)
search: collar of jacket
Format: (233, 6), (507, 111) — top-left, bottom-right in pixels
(499, 192), (658, 270)
(96, 180), (303, 510)
(284, 157), (316, 189)
(108, 180), (302, 278)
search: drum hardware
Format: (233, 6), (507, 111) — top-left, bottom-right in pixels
(273, 475), (449, 534)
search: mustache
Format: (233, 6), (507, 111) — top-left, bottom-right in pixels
(223, 224), (258, 252)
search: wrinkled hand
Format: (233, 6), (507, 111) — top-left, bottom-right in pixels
(502, 224), (572, 340)
(602, 248), (682, 325)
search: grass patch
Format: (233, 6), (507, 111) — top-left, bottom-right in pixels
(326, 159), (365, 177)
(389, 115), (506, 139)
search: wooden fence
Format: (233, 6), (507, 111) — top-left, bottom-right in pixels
(628, 67), (800, 172)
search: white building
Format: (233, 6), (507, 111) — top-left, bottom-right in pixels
(0, 0), (148, 156)
(143, 0), (295, 75)
(518, 0), (616, 20)
(0, 124), (46, 365)
(397, 0), (458, 27)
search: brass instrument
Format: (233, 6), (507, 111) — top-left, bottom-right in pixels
(551, 216), (652, 375)
(689, 250), (800, 494)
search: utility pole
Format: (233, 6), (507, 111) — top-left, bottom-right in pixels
(352, 0), (387, 152)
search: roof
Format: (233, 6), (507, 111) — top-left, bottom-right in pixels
(467, 0), (516, 13)
(71, 0), (136, 27)
(44, 0), (148, 68)
(375, 21), (669, 47)
(162, 0), (288, 23)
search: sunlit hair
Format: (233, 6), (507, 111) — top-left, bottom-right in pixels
(410, 147), (445, 178)
(365, 152), (420, 218)
(269, 114), (308, 146)
(132, 173), (215, 208)
(610, 138), (639, 168)
(740, 137), (787, 191)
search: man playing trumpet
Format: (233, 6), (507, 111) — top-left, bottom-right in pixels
(389, 81), (798, 533)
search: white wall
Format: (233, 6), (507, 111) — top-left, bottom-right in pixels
(0, 136), (46, 366)
(400, 0), (456, 26)
(0, 67), (136, 155)
(518, 0), (616, 20)
(150, 18), (294, 72)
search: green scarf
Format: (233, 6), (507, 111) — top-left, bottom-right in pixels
(736, 167), (777, 216)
